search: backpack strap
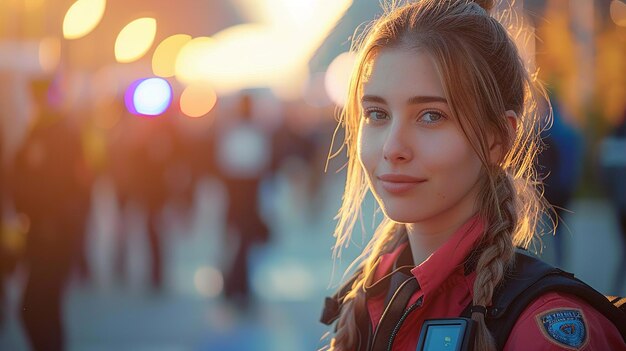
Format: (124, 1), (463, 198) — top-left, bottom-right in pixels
(607, 296), (626, 313)
(462, 250), (626, 349)
(320, 269), (362, 326)
(321, 244), (414, 326)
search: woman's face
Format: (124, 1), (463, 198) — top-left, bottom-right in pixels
(357, 49), (484, 230)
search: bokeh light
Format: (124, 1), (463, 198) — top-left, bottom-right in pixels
(152, 34), (192, 78)
(174, 36), (216, 85)
(115, 17), (157, 63)
(611, 0), (626, 27)
(253, 260), (315, 301)
(193, 266), (223, 298)
(180, 83), (217, 118)
(38, 37), (61, 74)
(325, 51), (356, 107)
(124, 77), (172, 116)
(62, 0), (106, 40)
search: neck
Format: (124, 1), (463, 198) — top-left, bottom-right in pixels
(405, 211), (477, 266)
(405, 179), (482, 265)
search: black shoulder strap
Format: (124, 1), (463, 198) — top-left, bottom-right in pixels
(320, 269), (362, 326)
(462, 251), (626, 350)
(608, 296), (626, 313)
(320, 244), (413, 326)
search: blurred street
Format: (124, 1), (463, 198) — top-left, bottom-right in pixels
(1, 169), (624, 351)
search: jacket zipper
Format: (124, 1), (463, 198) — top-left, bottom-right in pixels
(386, 296), (423, 351)
(369, 277), (417, 351)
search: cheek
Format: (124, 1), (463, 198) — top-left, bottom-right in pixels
(421, 133), (482, 181)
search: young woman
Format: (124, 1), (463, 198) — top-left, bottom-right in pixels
(322, 0), (626, 350)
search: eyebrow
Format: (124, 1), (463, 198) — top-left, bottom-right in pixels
(361, 95), (448, 105)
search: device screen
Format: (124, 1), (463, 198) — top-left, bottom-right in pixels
(422, 324), (463, 351)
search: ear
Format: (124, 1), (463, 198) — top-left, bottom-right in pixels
(488, 110), (518, 163)
(504, 110), (518, 135)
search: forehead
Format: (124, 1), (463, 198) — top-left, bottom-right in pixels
(361, 49), (446, 101)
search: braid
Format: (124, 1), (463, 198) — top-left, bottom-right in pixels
(471, 171), (518, 351)
(329, 222), (405, 350)
(330, 277), (366, 350)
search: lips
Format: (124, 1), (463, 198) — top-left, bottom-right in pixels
(377, 174), (426, 194)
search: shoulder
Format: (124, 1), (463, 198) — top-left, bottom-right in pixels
(504, 291), (625, 350)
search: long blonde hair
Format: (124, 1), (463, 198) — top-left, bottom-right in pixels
(328, 1), (551, 350)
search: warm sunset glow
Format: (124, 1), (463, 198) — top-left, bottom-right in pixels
(62, 0), (106, 40)
(115, 18), (157, 63)
(174, 0), (352, 93)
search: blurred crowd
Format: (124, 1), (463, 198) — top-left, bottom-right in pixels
(0, 72), (339, 350)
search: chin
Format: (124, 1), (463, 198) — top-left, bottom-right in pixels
(381, 205), (428, 224)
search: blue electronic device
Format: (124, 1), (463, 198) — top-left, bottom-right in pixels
(416, 318), (475, 351)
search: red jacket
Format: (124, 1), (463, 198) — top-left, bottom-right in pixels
(364, 216), (625, 350)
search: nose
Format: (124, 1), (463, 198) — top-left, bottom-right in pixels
(383, 122), (412, 163)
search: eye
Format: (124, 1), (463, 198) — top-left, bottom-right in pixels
(363, 108), (389, 122)
(419, 110), (445, 124)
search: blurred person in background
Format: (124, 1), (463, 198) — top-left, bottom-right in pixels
(536, 95), (583, 267)
(215, 93), (272, 310)
(599, 109), (626, 295)
(10, 77), (93, 351)
(0, 72), (33, 329)
(271, 102), (319, 224)
(108, 109), (182, 291)
(0, 97), (7, 328)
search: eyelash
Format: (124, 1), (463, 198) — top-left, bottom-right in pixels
(420, 110), (445, 124)
(363, 108), (388, 122)
(362, 108), (446, 124)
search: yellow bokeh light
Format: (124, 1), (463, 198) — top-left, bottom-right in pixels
(611, 0), (626, 27)
(180, 83), (217, 118)
(325, 51), (356, 107)
(39, 37), (61, 74)
(62, 0), (106, 40)
(114, 17), (157, 63)
(175, 36), (216, 85)
(152, 34), (192, 78)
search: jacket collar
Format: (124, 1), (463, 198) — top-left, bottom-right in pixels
(411, 215), (484, 302)
(364, 215), (484, 300)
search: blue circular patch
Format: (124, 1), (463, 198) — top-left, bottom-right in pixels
(539, 309), (587, 349)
